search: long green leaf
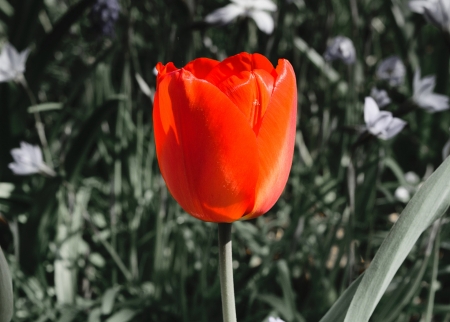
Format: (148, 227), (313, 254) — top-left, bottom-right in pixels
(343, 156), (450, 322)
(319, 274), (363, 322)
(27, 102), (62, 113)
(0, 247), (13, 322)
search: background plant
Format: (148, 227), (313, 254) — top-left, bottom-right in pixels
(1, 0), (450, 321)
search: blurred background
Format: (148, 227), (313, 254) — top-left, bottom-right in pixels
(1, 0), (450, 321)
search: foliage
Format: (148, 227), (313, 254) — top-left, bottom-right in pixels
(1, 0), (450, 321)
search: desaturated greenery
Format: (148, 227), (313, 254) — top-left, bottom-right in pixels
(1, 0), (450, 321)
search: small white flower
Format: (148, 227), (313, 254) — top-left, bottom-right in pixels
(324, 36), (356, 65)
(405, 171), (420, 185)
(205, 0), (277, 34)
(395, 186), (411, 203)
(409, 0), (450, 33)
(268, 317), (285, 322)
(413, 69), (449, 113)
(9, 142), (55, 177)
(376, 56), (406, 86)
(0, 42), (29, 83)
(370, 87), (391, 108)
(364, 97), (406, 140)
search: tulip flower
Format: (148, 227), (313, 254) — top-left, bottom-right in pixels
(153, 52), (297, 223)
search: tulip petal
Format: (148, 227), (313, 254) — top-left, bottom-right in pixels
(244, 59), (297, 219)
(183, 58), (220, 80)
(156, 62), (178, 83)
(206, 52), (277, 86)
(154, 69), (259, 222)
(216, 69), (274, 132)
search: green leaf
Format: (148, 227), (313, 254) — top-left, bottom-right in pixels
(27, 102), (62, 113)
(101, 286), (122, 315)
(0, 0), (13, 17)
(0, 183), (14, 199)
(0, 247), (13, 322)
(319, 274), (363, 322)
(293, 37), (342, 85)
(343, 156), (450, 322)
(105, 309), (138, 322)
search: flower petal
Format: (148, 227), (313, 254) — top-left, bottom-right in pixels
(248, 10), (275, 34)
(364, 97), (380, 124)
(205, 52), (277, 86)
(183, 58), (220, 80)
(216, 69), (274, 132)
(204, 4), (245, 25)
(154, 69), (259, 222)
(244, 59), (297, 219)
(380, 117), (406, 140)
(155, 62), (177, 82)
(368, 111), (393, 136)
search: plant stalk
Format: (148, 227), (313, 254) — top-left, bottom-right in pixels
(218, 223), (237, 322)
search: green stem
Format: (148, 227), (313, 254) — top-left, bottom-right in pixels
(19, 76), (54, 168)
(218, 223), (237, 322)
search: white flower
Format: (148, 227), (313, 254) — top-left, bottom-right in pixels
(376, 56), (406, 86)
(268, 317), (285, 322)
(0, 42), (29, 83)
(413, 69), (449, 113)
(8, 142), (55, 177)
(395, 186), (411, 203)
(405, 171), (420, 185)
(364, 97), (406, 140)
(205, 0), (277, 34)
(409, 0), (450, 33)
(370, 87), (391, 107)
(324, 36), (356, 65)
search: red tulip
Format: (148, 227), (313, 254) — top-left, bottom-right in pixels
(154, 52), (297, 223)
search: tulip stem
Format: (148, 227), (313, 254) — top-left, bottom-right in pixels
(218, 223), (237, 322)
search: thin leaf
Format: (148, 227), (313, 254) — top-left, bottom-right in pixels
(105, 309), (138, 322)
(101, 286), (122, 315)
(343, 156), (450, 322)
(27, 102), (62, 113)
(319, 274), (363, 322)
(0, 247), (13, 322)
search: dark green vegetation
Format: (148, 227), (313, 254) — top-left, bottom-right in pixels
(1, 0), (450, 321)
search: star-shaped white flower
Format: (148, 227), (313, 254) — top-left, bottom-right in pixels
(413, 69), (449, 113)
(205, 0), (277, 34)
(324, 36), (356, 65)
(0, 42), (29, 83)
(376, 56), (406, 86)
(371, 87), (391, 108)
(364, 97), (406, 140)
(409, 0), (450, 33)
(9, 142), (55, 177)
